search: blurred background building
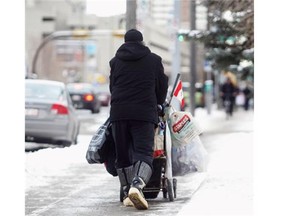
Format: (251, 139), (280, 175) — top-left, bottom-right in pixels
(25, 0), (208, 85)
(25, 0), (254, 113)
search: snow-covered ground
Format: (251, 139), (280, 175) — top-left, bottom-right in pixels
(25, 134), (96, 192)
(178, 107), (254, 215)
(25, 106), (254, 215)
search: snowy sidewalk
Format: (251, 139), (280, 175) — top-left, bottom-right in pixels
(178, 106), (254, 216)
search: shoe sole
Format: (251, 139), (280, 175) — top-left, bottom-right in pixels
(128, 188), (148, 210)
(123, 197), (134, 207)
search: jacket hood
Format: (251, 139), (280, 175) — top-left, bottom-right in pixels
(115, 42), (151, 61)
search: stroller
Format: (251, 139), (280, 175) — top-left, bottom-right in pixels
(119, 107), (177, 202)
(120, 74), (182, 202)
(142, 112), (177, 201)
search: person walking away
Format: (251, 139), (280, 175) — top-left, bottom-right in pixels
(242, 83), (252, 111)
(220, 77), (238, 116)
(109, 29), (168, 210)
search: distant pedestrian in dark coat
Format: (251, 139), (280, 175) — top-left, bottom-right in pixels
(109, 29), (168, 210)
(242, 85), (252, 111)
(220, 77), (238, 116)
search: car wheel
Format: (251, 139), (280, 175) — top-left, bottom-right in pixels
(61, 140), (72, 147)
(92, 107), (100, 114)
(74, 135), (78, 145)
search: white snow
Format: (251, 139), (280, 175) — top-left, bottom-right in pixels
(25, 106), (254, 215)
(177, 108), (254, 215)
(25, 134), (102, 191)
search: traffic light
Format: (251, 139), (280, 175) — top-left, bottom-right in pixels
(177, 29), (202, 42)
(177, 29), (189, 42)
(177, 32), (189, 42)
(178, 34), (185, 42)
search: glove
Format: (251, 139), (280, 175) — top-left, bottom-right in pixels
(157, 104), (165, 117)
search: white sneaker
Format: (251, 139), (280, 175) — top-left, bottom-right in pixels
(123, 196), (134, 207)
(128, 187), (148, 210)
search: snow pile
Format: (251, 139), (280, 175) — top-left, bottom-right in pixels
(25, 135), (95, 191)
(177, 108), (253, 215)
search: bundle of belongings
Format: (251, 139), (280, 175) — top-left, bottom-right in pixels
(166, 107), (208, 176)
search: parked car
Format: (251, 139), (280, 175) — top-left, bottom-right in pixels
(25, 79), (80, 146)
(93, 83), (111, 106)
(66, 83), (101, 113)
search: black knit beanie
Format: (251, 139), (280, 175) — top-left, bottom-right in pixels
(124, 29), (143, 42)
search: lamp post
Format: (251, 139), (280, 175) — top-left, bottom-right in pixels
(126, 0), (137, 30)
(31, 30), (122, 77)
(189, 0), (197, 116)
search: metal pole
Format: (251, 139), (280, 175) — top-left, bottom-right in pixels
(167, 73), (181, 106)
(31, 30), (121, 78)
(31, 32), (70, 76)
(189, 0), (197, 116)
(171, 0), (181, 85)
(126, 0), (137, 30)
(205, 0), (212, 114)
(168, 0), (181, 111)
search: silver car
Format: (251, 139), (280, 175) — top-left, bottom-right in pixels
(25, 79), (80, 146)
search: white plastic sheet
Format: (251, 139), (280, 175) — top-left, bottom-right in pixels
(167, 107), (208, 176)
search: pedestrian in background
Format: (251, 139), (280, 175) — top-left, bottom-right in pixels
(220, 77), (238, 116)
(109, 29), (168, 210)
(242, 83), (252, 111)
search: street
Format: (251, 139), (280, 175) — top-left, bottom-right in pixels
(25, 106), (253, 216)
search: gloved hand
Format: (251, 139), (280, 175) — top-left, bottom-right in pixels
(157, 104), (165, 117)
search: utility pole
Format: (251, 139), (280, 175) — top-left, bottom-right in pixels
(169, 0), (181, 111)
(189, 0), (197, 116)
(126, 0), (137, 30)
(171, 0), (181, 86)
(204, 0), (213, 115)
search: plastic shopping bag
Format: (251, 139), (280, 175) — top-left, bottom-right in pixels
(86, 118), (112, 164)
(153, 122), (165, 158)
(236, 93), (245, 106)
(86, 118), (117, 176)
(168, 108), (203, 147)
(167, 107), (208, 175)
(172, 136), (208, 175)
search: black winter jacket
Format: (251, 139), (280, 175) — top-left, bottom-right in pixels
(109, 42), (168, 125)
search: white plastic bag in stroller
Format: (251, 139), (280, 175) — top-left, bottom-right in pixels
(167, 108), (208, 175)
(171, 136), (208, 175)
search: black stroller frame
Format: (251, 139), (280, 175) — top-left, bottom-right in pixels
(142, 73), (181, 201)
(142, 116), (177, 201)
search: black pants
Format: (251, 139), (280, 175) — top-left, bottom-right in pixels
(244, 98), (250, 110)
(222, 96), (235, 115)
(111, 120), (155, 169)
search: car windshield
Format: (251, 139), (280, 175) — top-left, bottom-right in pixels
(25, 83), (64, 100)
(67, 83), (93, 94)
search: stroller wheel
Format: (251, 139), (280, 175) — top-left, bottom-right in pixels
(173, 178), (177, 198)
(162, 178), (167, 198)
(167, 179), (174, 201)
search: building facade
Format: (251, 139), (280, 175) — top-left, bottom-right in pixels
(26, 0), (208, 85)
